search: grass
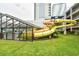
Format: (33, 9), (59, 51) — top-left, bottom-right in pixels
(0, 34), (79, 56)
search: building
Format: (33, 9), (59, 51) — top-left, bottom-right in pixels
(66, 3), (79, 20)
(52, 3), (66, 19)
(0, 13), (41, 41)
(66, 3), (79, 31)
(34, 3), (51, 20)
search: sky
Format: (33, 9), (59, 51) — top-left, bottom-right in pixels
(0, 3), (75, 21)
(0, 3), (34, 20)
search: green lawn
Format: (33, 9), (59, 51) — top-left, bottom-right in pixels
(0, 34), (79, 56)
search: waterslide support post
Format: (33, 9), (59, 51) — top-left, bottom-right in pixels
(70, 8), (73, 32)
(63, 3), (67, 35)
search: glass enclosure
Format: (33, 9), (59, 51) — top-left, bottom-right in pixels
(0, 13), (34, 41)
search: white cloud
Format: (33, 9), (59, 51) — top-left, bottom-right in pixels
(0, 3), (34, 21)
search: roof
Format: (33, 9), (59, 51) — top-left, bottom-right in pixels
(0, 12), (42, 28)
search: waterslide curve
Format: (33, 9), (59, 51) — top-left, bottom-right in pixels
(21, 19), (76, 38)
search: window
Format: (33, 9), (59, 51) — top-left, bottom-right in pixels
(39, 3), (45, 18)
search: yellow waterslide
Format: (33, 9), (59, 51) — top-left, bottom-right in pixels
(21, 19), (76, 39)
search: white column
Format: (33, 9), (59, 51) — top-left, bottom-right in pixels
(70, 8), (73, 31)
(63, 4), (67, 35)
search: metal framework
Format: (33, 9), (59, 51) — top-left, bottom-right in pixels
(0, 13), (39, 41)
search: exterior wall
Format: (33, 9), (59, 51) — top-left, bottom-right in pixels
(34, 3), (51, 20)
(45, 3), (51, 19)
(66, 3), (79, 20)
(66, 3), (79, 30)
(52, 3), (66, 18)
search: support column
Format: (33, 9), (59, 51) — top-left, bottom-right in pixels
(6, 16), (8, 40)
(32, 27), (34, 41)
(26, 25), (27, 40)
(70, 8), (73, 32)
(18, 21), (20, 40)
(0, 14), (3, 39)
(23, 29), (24, 40)
(63, 3), (67, 35)
(0, 15), (3, 39)
(12, 19), (15, 40)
